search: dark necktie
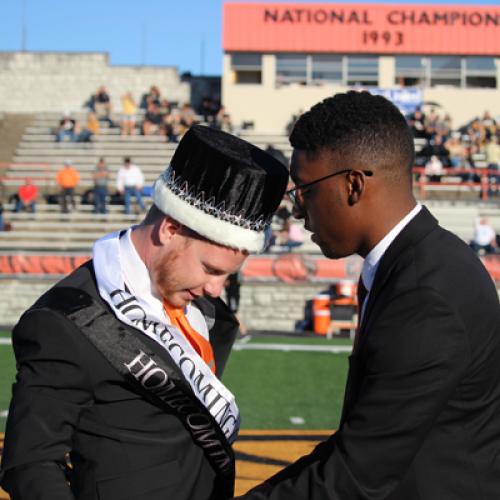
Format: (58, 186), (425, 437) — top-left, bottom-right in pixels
(354, 276), (368, 352)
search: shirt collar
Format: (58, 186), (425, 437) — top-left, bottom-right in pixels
(120, 227), (153, 299)
(119, 227), (191, 318)
(361, 203), (422, 291)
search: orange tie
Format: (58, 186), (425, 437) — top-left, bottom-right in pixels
(163, 301), (216, 373)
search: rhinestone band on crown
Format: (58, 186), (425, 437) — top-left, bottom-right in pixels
(160, 167), (271, 232)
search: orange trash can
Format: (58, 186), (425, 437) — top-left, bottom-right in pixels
(312, 293), (331, 335)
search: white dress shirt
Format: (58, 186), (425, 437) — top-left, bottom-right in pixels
(359, 203), (422, 322)
(116, 164), (144, 191)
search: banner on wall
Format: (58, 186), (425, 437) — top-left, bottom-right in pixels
(367, 87), (423, 116)
(0, 254), (498, 284)
(224, 3), (500, 55)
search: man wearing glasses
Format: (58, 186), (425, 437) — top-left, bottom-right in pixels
(237, 91), (500, 499)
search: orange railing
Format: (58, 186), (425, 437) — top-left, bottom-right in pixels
(0, 253), (498, 284)
(412, 166), (499, 201)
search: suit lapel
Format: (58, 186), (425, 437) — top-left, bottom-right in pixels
(340, 206), (438, 425)
(358, 206), (438, 343)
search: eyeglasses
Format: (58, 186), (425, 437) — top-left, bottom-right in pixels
(286, 169), (373, 208)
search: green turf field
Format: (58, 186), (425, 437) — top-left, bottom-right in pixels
(0, 331), (15, 432)
(242, 333), (353, 346)
(0, 331), (350, 432)
(224, 348), (349, 429)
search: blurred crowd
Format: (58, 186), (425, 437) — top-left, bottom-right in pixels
(54, 85), (233, 144)
(9, 157), (148, 216)
(5, 92), (500, 251)
(407, 107), (499, 190)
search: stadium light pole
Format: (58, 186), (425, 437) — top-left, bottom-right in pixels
(21, 0), (27, 52)
(141, 23), (147, 66)
(200, 35), (205, 75)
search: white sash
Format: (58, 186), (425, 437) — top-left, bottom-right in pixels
(93, 230), (240, 442)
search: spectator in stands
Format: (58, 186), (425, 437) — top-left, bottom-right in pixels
(159, 99), (172, 117)
(407, 107), (428, 140)
(142, 102), (163, 136)
(56, 160), (80, 213)
(485, 135), (500, 168)
(440, 113), (453, 137)
(197, 96), (218, 124)
(268, 195), (293, 252)
(116, 157), (145, 214)
(15, 178), (38, 213)
(470, 218), (497, 255)
(55, 113), (78, 142)
(418, 134), (450, 166)
(444, 134), (466, 168)
(163, 109), (182, 142)
(214, 106), (233, 134)
(77, 112), (100, 142)
(140, 85), (161, 110)
(281, 219), (305, 252)
(424, 155), (445, 183)
(423, 107), (441, 138)
(224, 272), (247, 335)
(92, 158), (110, 214)
(121, 92), (137, 136)
(463, 143), (482, 183)
(485, 135), (500, 194)
(275, 199), (292, 227)
(93, 86), (113, 123)
(466, 118), (487, 146)
(481, 110), (497, 133)
(0, 201), (4, 231)
(178, 103), (197, 134)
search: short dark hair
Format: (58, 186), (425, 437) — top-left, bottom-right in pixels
(289, 91), (415, 178)
(124, 156), (131, 163)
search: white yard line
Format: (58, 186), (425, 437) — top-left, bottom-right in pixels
(233, 342), (352, 353)
(1, 337), (352, 353)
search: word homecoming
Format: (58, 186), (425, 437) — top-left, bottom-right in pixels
(263, 8), (500, 27)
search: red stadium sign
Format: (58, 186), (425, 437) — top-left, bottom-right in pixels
(223, 3), (500, 55)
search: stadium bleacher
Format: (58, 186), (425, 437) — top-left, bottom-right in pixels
(0, 111), (498, 331)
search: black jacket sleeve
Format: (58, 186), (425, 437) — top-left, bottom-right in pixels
(1, 309), (94, 500)
(236, 288), (469, 500)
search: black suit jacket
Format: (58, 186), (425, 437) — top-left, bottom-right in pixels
(238, 206), (500, 500)
(1, 261), (239, 500)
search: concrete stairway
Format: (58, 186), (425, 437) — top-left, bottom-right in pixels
(0, 113), (34, 164)
(1, 200), (499, 254)
(4, 114), (293, 193)
(424, 201), (500, 242)
(0, 204), (144, 250)
(1, 113), (499, 253)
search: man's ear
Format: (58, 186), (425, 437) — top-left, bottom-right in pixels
(347, 171), (365, 206)
(157, 217), (182, 245)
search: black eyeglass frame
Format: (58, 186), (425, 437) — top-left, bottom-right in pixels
(286, 168), (373, 208)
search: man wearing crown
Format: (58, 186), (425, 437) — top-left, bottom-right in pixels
(1, 125), (289, 500)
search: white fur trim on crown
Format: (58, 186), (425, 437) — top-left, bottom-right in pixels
(153, 178), (266, 253)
